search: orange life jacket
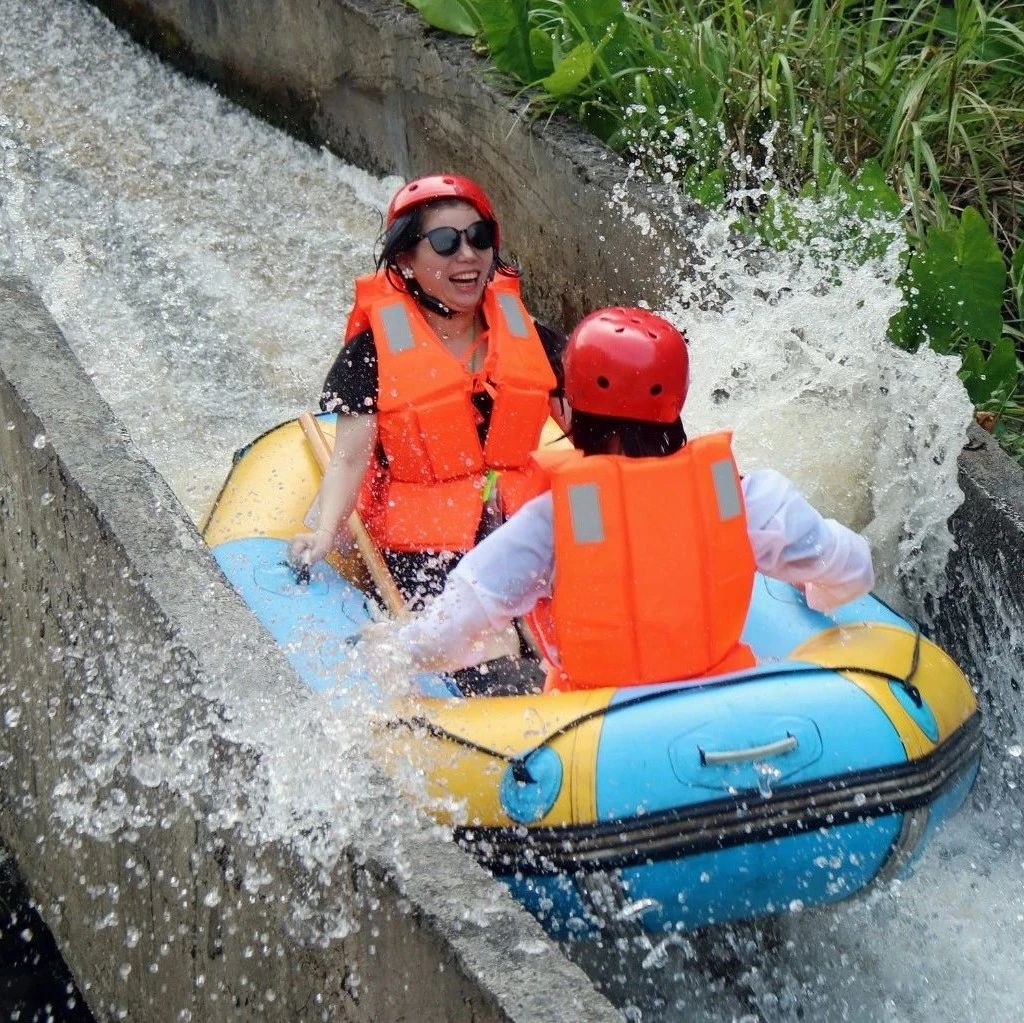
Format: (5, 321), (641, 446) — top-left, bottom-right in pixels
(347, 271), (557, 552)
(525, 433), (757, 691)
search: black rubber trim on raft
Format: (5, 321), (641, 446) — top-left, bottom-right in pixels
(456, 712), (982, 876)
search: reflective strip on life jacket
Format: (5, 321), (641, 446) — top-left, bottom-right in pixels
(537, 434), (757, 690)
(349, 270), (555, 551)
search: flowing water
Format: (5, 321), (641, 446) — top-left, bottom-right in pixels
(1, 1), (1022, 1020)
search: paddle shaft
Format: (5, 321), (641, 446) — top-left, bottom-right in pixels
(298, 412), (409, 619)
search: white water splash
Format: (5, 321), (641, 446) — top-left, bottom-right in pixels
(611, 150), (972, 618)
(0, 0), (401, 521)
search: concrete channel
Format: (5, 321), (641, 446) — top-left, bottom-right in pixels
(0, 275), (621, 1020)
(1, 0), (1022, 1018)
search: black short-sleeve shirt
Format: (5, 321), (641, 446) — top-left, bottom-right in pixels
(319, 322), (567, 434)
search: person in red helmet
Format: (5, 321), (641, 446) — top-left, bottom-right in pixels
(290, 174), (568, 615)
(376, 306), (875, 693)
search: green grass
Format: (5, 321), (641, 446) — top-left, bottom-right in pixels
(409, 0), (1024, 458)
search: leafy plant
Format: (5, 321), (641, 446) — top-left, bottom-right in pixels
(406, 0), (1024, 459)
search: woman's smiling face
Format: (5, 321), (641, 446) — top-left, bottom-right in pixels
(399, 200), (494, 315)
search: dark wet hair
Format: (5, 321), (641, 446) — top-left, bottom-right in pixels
(375, 199), (520, 291)
(568, 409), (687, 458)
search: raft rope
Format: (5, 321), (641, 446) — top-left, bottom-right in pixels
(391, 628), (926, 785)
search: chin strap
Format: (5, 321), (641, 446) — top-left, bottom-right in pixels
(403, 275), (454, 318)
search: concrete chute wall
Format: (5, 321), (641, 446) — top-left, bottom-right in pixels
(0, 276), (620, 1021)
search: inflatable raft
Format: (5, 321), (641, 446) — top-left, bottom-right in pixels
(203, 414), (981, 935)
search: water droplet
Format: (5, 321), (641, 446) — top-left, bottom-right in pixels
(202, 889), (221, 908)
(4, 707), (22, 728)
(32, 433), (47, 449)
(40, 492), (54, 506)
(754, 760), (782, 797)
(132, 755), (163, 788)
(1008, 744), (1022, 758)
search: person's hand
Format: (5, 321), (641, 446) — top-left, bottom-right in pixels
(288, 529), (336, 568)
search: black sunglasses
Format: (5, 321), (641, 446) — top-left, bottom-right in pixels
(417, 219), (496, 257)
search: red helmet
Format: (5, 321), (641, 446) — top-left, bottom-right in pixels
(563, 307), (689, 424)
(386, 174), (500, 247)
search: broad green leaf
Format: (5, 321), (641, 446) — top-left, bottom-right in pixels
(849, 160), (904, 222)
(962, 338), (1020, 407)
(529, 27), (554, 77)
(565, 0), (625, 42)
(888, 305), (920, 352)
(906, 207), (1006, 348)
(984, 337), (1021, 404)
(680, 67), (720, 127)
(798, 177), (818, 200)
(407, 0), (478, 36)
(542, 39), (594, 97)
(596, 18), (638, 77)
(473, 0), (535, 80)
(959, 342), (987, 404)
(691, 169), (727, 209)
(932, 6), (959, 40)
(755, 193), (800, 250)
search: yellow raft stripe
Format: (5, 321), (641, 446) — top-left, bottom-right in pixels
(387, 688), (613, 829)
(790, 623), (977, 759)
(202, 418), (333, 545)
(202, 417), (365, 583)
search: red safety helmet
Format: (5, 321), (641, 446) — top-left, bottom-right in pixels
(563, 307), (689, 424)
(386, 174), (500, 247)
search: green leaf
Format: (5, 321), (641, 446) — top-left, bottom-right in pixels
(848, 160), (904, 222)
(541, 39), (594, 97)
(1012, 243), (1024, 310)
(905, 207), (1006, 349)
(754, 192), (800, 249)
(959, 342), (987, 405)
(690, 169), (727, 208)
(407, 0), (478, 36)
(984, 336), (1020, 405)
(888, 305), (919, 352)
(473, 0), (535, 80)
(959, 338), (1019, 406)
(564, 0), (625, 42)
(528, 27), (554, 77)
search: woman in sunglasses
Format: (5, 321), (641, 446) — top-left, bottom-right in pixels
(290, 174), (567, 616)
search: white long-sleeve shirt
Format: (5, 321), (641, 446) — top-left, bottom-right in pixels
(394, 468), (874, 670)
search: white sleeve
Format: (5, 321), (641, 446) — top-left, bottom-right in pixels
(741, 469), (875, 613)
(394, 494), (555, 669)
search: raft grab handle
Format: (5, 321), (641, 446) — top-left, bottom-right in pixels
(700, 735), (798, 765)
